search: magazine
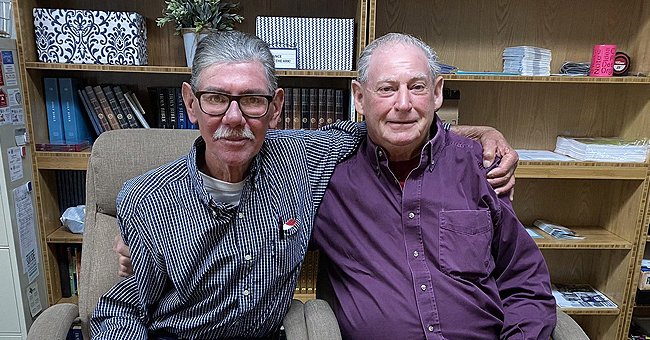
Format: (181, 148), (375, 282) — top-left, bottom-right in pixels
(533, 219), (584, 240)
(552, 283), (617, 308)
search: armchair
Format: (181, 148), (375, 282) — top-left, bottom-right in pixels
(27, 129), (336, 340)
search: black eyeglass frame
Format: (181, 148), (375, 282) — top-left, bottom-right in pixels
(194, 91), (275, 118)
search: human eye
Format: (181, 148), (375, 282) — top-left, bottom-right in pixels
(240, 95), (267, 107)
(203, 93), (228, 104)
(376, 85), (396, 96)
(410, 83), (428, 93)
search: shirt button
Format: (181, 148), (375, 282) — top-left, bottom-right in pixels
(243, 289), (250, 296)
(408, 212), (415, 219)
(413, 251), (419, 257)
(420, 284), (427, 291)
(428, 325), (434, 332)
(244, 254), (252, 261)
(238, 212), (245, 219)
(378, 150), (383, 157)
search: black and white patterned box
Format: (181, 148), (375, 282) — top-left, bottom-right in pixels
(33, 8), (148, 65)
(256, 16), (354, 71)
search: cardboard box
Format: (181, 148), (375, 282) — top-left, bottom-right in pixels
(33, 8), (148, 65)
(256, 16), (354, 71)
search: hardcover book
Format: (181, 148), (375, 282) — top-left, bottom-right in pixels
(59, 78), (93, 143)
(102, 85), (130, 129)
(92, 86), (121, 130)
(77, 89), (103, 136)
(84, 86), (112, 131)
(44, 77), (65, 143)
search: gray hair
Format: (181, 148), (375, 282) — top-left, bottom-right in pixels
(190, 31), (277, 94)
(357, 32), (440, 83)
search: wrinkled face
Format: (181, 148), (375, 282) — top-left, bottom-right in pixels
(352, 43), (443, 160)
(182, 61), (283, 179)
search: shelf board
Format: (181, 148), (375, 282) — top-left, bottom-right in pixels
(443, 74), (650, 84)
(47, 227), (83, 244)
(56, 295), (78, 305)
(25, 62), (358, 78)
(35, 151), (90, 170)
(560, 306), (620, 315)
(534, 226), (632, 249)
(516, 161), (649, 180)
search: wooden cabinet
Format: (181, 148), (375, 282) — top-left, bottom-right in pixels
(369, 0), (650, 338)
(13, 0), (367, 306)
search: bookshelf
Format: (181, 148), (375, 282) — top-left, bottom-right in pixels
(13, 0), (367, 306)
(369, 0), (650, 338)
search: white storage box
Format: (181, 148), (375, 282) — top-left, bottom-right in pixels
(256, 16), (354, 71)
(33, 8), (148, 65)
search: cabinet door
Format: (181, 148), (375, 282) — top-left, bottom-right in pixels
(0, 249), (21, 334)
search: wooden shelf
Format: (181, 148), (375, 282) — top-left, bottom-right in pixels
(515, 161), (648, 180)
(47, 227), (83, 244)
(561, 307), (621, 316)
(25, 62), (358, 78)
(443, 74), (650, 84)
(56, 295), (78, 305)
(534, 226), (633, 249)
(35, 151), (90, 170)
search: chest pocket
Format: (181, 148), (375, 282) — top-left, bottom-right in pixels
(273, 218), (306, 273)
(439, 209), (493, 279)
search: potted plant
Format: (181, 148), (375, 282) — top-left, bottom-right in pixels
(156, 0), (244, 67)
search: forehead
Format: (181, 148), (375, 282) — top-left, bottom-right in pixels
(368, 43), (430, 81)
(198, 61), (269, 92)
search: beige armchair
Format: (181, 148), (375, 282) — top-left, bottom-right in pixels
(27, 129), (336, 340)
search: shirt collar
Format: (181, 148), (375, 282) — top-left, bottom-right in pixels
(363, 116), (447, 175)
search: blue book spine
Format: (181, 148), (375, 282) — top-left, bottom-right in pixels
(44, 77), (65, 143)
(59, 78), (93, 144)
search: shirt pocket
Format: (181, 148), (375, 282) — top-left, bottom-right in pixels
(273, 218), (305, 273)
(439, 209), (493, 279)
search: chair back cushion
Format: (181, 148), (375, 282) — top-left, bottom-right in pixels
(78, 129), (199, 337)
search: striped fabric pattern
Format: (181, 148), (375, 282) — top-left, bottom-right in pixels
(91, 121), (366, 339)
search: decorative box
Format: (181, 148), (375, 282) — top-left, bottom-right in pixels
(33, 8), (148, 65)
(256, 16), (354, 71)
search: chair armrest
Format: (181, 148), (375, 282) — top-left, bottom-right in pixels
(284, 299), (308, 340)
(552, 307), (589, 340)
(304, 299), (342, 340)
(27, 303), (79, 340)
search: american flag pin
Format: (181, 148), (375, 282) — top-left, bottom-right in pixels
(283, 218), (296, 231)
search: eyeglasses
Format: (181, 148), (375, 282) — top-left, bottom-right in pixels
(194, 91), (274, 118)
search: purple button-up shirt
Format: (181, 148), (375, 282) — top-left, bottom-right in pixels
(312, 118), (556, 339)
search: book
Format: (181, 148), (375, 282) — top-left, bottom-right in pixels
(317, 88), (326, 128)
(102, 85), (130, 129)
(93, 86), (121, 130)
(44, 77), (65, 143)
(292, 88), (301, 129)
(84, 86), (112, 132)
(175, 88), (186, 129)
(309, 88), (318, 130)
(516, 149), (574, 161)
(533, 219), (584, 240)
(283, 87), (293, 130)
(554, 136), (649, 163)
(325, 88), (335, 126)
(552, 283), (617, 309)
(334, 89), (345, 123)
(113, 86), (140, 128)
(58, 247), (71, 298)
(36, 141), (91, 152)
(301, 88), (309, 129)
(77, 89), (103, 136)
(166, 87), (178, 129)
(525, 227), (543, 239)
(59, 78), (93, 143)
(124, 92), (150, 128)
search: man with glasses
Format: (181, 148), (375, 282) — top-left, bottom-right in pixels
(92, 30), (518, 339)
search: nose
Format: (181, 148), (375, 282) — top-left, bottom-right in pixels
(394, 85), (412, 112)
(221, 99), (246, 126)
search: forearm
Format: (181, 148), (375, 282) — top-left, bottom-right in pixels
(91, 276), (149, 339)
(495, 201), (556, 339)
(449, 125), (493, 141)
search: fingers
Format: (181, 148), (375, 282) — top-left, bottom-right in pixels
(113, 234), (130, 257)
(482, 140), (497, 168)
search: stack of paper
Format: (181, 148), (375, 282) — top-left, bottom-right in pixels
(554, 136), (650, 163)
(503, 46), (552, 76)
(552, 283), (617, 308)
(516, 149), (574, 161)
(533, 219), (583, 240)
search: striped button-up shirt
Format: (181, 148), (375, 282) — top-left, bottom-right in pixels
(91, 121), (365, 339)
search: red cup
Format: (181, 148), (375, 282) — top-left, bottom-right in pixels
(589, 44), (617, 77)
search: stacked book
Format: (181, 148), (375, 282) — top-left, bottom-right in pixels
(503, 46), (552, 76)
(554, 136), (650, 163)
(534, 219), (584, 240)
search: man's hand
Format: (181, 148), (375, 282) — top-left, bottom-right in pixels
(113, 234), (133, 277)
(451, 125), (518, 199)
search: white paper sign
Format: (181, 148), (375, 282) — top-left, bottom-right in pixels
(2, 63), (17, 86)
(7, 88), (21, 106)
(11, 107), (24, 125)
(7, 146), (22, 181)
(26, 281), (43, 317)
(13, 183), (40, 283)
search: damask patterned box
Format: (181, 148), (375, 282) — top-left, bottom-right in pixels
(33, 8), (148, 65)
(255, 17), (354, 71)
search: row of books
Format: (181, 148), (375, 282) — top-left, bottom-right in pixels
(58, 245), (81, 298)
(295, 251), (318, 295)
(44, 77), (150, 145)
(55, 170), (86, 216)
(148, 86), (196, 129)
(279, 87), (348, 130)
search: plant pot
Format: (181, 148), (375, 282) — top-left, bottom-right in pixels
(182, 28), (211, 67)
